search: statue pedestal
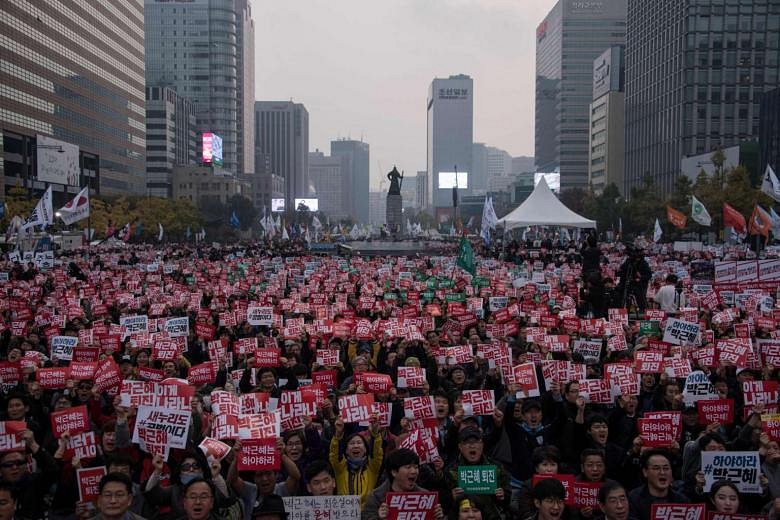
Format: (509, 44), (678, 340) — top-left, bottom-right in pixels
(386, 193), (402, 235)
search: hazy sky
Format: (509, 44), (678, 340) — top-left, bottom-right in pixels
(254, 0), (558, 190)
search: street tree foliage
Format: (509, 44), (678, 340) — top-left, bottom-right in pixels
(569, 149), (776, 239)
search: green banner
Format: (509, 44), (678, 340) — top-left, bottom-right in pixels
(457, 465), (497, 495)
(445, 293), (465, 302)
(472, 276), (489, 288)
(639, 320), (661, 337)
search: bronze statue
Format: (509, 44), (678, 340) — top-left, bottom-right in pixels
(387, 166), (403, 195)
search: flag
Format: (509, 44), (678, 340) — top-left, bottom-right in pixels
(119, 222), (132, 242)
(480, 196), (498, 246)
(770, 208), (780, 236)
(83, 228), (94, 241)
(761, 164), (780, 202)
(653, 218), (662, 242)
(312, 215), (322, 230)
(666, 206), (687, 229)
(230, 211), (240, 228)
(158, 223), (164, 242)
(723, 203), (747, 235)
(457, 236), (476, 275)
(749, 205), (772, 237)
(134, 221), (143, 237)
(58, 187), (90, 225)
(281, 226), (289, 240)
(691, 195), (711, 226)
(198, 228), (206, 241)
(618, 217), (623, 234)
(186, 226), (192, 239)
(5, 215), (24, 241)
(21, 186), (53, 230)
(561, 227), (571, 242)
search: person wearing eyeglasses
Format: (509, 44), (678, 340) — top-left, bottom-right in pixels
(627, 450), (688, 520)
(526, 478), (567, 520)
(178, 478), (217, 520)
(0, 428), (57, 520)
(92, 472), (147, 520)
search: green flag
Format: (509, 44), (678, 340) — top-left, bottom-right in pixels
(457, 236), (476, 275)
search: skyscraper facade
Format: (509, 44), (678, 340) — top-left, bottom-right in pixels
(331, 139), (370, 223)
(535, 0), (627, 190)
(426, 74), (473, 219)
(0, 0), (146, 195)
(625, 0), (780, 195)
(255, 101), (310, 204)
(308, 150), (349, 221)
(145, 0), (255, 176)
(146, 86), (197, 197)
(588, 46), (625, 195)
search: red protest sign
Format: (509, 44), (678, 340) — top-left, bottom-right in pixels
(238, 438), (280, 471)
(355, 372), (393, 393)
(188, 361), (217, 385)
(93, 357), (122, 393)
(69, 362), (98, 380)
(138, 366), (165, 382)
(638, 417), (676, 447)
(195, 322), (216, 340)
(0, 362), (20, 384)
(50, 405), (89, 438)
(397, 366), (425, 389)
(37, 367), (70, 389)
(63, 431), (98, 461)
(77, 466), (107, 503)
(512, 362), (541, 398)
(761, 413), (780, 442)
(199, 437), (232, 461)
(386, 492), (438, 520)
(152, 340), (182, 361)
(338, 393), (375, 423)
(572, 481), (601, 510)
(0, 421), (27, 452)
(743, 380), (780, 407)
(635, 350), (664, 373)
(697, 399), (734, 426)
(650, 504), (705, 520)
(461, 390), (495, 416)
(403, 396), (436, 420)
(254, 348), (281, 368)
(312, 370), (337, 390)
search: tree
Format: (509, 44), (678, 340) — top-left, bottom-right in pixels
(624, 175), (664, 237)
(228, 195), (256, 231)
(0, 186), (36, 228)
(559, 187), (588, 215)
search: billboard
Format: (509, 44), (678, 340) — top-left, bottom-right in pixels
(294, 198), (318, 212)
(438, 171), (468, 189)
(36, 135), (79, 186)
(271, 198), (285, 212)
(202, 133), (223, 166)
(593, 46), (623, 100)
(680, 146), (739, 181)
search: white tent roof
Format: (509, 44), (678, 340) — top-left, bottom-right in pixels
(496, 177), (597, 229)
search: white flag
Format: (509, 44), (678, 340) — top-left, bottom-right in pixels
(480, 196), (498, 245)
(690, 195), (712, 226)
(770, 208), (780, 236)
(158, 223), (164, 242)
(653, 218), (663, 243)
(281, 226), (289, 240)
(58, 187), (89, 225)
(21, 186), (54, 230)
(312, 215), (322, 230)
(761, 165), (780, 203)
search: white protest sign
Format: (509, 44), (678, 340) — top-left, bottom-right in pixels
(662, 318), (701, 346)
(50, 336), (78, 361)
(120, 315), (148, 337)
(682, 370), (718, 405)
(247, 305), (273, 326)
(701, 451), (761, 493)
(131, 405), (191, 450)
(282, 496), (361, 520)
(164, 317), (190, 338)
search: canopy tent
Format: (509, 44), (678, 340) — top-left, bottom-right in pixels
(496, 177), (597, 230)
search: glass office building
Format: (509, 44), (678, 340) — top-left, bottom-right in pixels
(625, 0), (780, 195)
(535, 0), (627, 190)
(0, 0), (146, 196)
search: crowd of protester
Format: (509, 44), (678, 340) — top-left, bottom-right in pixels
(0, 234), (779, 520)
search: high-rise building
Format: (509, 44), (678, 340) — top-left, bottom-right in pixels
(471, 144), (488, 195)
(331, 139), (370, 222)
(0, 1), (146, 196)
(486, 146), (513, 178)
(308, 150), (349, 221)
(511, 156), (536, 175)
(625, 0), (780, 195)
(416, 172), (428, 212)
(255, 101), (309, 204)
(146, 86), (197, 197)
(400, 172), (418, 210)
(426, 74), (473, 219)
(588, 46), (625, 195)
(145, 0), (255, 177)
(368, 191), (386, 226)
(535, 0), (627, 190)
(760, 87), (780, 176)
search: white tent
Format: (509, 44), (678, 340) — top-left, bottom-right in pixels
(496, 177), (597, 230)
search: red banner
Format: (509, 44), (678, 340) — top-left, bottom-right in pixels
(238, 438), (280, 471)
(50, 405), (89, 438)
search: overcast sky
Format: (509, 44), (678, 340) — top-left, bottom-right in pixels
(254, 0), (558, 190)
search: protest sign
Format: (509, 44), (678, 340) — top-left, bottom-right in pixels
(635, 350), (664, 373)
(164, 317), (189, 337)
(50, 405), (89, 438)
(461, 390), (495, 416)
(512, 362), (541, 398)
(132, 405), (191, 450)
(398, 427), (439, 464)
(578, 379), (612, 404)
(683, 371), (718, 405)
(238, 438), (279, 471)
(650, 504), (705, 520)
(572, 482), (601, 510)
(77, 466), (106, 503)
(279, 389), (318, 431)
(137, 427), (170, 459)
(63, 431), (98, 461)
(742, 380), (779, 407)
(697, 399), (734, 425)
(457, 465), (497, 494)
(386, 492), (438, 520)
(37, 367), (70, 389)
(572, 340), (603, 365)
(316, 349), (340, 367)
(238, 411), (281, 440)
(397, 366), (425, 389)
(282, 496), (361, 520)
(403, 396), (436, 420)
(119, 315), (148, 336)
(247, 305), (273, 326)
(254, 348), (281, 368)
(93, 357), (122, 393)
(188, 361), (217, 385)
(338, 394), (375, 424)
(638, 416), (676, 448)
(355, 372), (393, 393)
(701, 451), (761, 493)
(0, 421), (26, 452)
(50, 336), (77, 361)
(663, 318), (700, 345)
(761, 413), (780, 442)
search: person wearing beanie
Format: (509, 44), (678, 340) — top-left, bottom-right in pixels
(329, 415), (383, 507)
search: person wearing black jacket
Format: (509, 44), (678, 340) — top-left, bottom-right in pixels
(616, 248), (651, 312)
(0, 429), (58, 520)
